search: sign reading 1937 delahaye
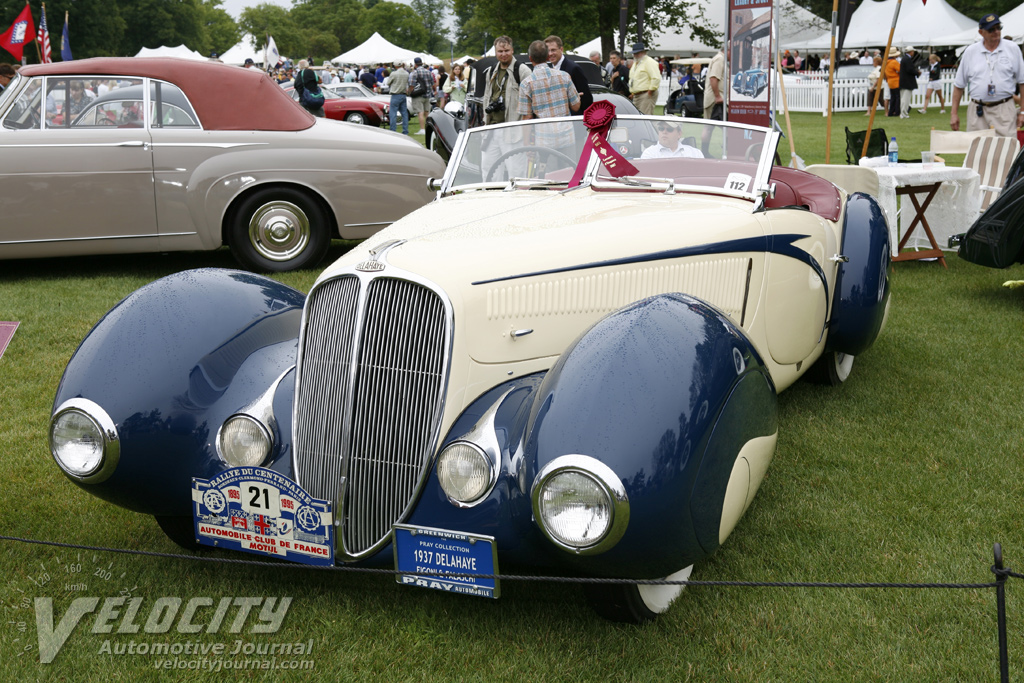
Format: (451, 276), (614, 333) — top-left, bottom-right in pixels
(49, 113), (890, 622)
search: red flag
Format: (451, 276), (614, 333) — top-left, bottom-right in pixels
(37, 3), (51, 64)
(0, 3), (35, 61)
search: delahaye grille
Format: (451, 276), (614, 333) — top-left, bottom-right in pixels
(293, 274), (449, 560)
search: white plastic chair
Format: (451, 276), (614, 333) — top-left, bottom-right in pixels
(804, 164), (879, 198)
(929, 128), (996, 156)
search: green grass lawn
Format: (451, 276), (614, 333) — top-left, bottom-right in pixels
(2, 243), (1023, 681)
(2, 104), (1022, 679)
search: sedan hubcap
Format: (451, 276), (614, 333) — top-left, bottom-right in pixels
(248, 201), (310, 262)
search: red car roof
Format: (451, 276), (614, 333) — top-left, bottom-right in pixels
(18, 57), (315, 131)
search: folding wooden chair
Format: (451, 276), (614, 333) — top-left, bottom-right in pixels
(963, 135), (1021, 212)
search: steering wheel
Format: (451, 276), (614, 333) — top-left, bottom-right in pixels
(745, 143), (763, 162)
(485, 146), (577, 182)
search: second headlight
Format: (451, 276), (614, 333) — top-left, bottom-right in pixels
(437, 441), (495, 506)
(531, 455), (629, 555)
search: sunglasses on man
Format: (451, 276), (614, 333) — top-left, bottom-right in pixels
(655, 124), (679, 132)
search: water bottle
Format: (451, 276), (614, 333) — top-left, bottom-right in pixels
(888, 137), (899, 167)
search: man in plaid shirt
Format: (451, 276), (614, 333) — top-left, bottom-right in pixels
(519, 40), (580, 157)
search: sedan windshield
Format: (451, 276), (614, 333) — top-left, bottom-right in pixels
(445, 115), (778, 199)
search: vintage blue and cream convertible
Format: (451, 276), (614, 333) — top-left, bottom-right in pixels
(50, 113), (891, 622)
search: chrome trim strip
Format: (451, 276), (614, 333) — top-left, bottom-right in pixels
(342, 221), (392, 228)
(531, 454), (630, 555)
(149, 142), (266, 149)
(0, 231), (193, 245)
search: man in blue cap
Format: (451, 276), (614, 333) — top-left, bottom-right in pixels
(951, 13), (1024, 136)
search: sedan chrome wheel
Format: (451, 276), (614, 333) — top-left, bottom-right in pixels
(229, 187), (331, 272)
(248, 200), (310, 262)
(345, 112), (366, 125)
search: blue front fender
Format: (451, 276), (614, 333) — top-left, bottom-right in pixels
(52, 269), (304, 516)
(407, 294), (778, 578)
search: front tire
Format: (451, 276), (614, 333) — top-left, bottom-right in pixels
(583, 565), (693, 623)
(345, 111), (367, 125)
(809, 351), (855, 386)
(228, 187), (331, 272)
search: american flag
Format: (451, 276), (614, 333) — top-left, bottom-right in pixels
(37, 4), (51, 64)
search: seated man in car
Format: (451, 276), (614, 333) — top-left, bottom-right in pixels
(641, 120), (704, 159)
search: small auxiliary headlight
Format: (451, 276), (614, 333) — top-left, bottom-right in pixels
(531, 455), (630, 555)
(50, 398), (120, 483)
(437, 442), (493, 505)
(218, 415), (272, 467)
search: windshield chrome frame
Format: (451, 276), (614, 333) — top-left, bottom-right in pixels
(437, 114), (781, 206)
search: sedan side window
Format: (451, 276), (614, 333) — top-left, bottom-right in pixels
(152, 82), (199, 128)
(69, 78), (144, 128)
(2, 77), (43, 130)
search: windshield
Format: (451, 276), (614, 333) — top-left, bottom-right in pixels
(443, 115), (779, 200)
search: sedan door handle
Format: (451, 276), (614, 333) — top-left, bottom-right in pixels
(118, 141), (146, 147)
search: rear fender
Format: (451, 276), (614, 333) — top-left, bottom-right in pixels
(827, 192), (891, 355)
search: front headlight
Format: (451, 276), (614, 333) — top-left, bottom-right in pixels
(437, 441), (494, 505)
(531, 455), (629, 555)
(50, 398), (119, 483)
(218, 415), (272, 467)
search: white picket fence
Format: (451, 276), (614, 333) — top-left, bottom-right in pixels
(657, 68), (958, 115)
(779, 69), (956, 115)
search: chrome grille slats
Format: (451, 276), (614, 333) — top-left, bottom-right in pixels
(344, 279), (446, 554)
(294, 276), (360, 506)
(293, 272), (449, 560)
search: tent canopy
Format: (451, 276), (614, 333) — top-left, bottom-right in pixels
(135, 45), (206, 61)
(221, 34), (262, 66)
(332, 32), (442, 66)
(934, 3), (1024, 45)
(567, 0), (830, 58)
(784, 0), (976, 50)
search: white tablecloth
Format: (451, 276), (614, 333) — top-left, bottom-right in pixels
(858, 159), (981, 252)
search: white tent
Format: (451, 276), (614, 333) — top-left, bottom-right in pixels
(135, 45), (207, 61)
(453, 55), (477, 64)
(332, 32), (443, 66)
(221, 34), (262, 66)
(934, 4), (1024, 45)
(567, 0), (830, 58)
(569, 37), (603, 57)
(783, 0), (976, 50)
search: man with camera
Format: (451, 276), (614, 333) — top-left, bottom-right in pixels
(480, 36), (533, 180)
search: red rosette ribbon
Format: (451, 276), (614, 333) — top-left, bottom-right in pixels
(569, 101), (638, 187)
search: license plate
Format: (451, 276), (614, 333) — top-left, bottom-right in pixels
(393, 524), (499, 599)
(192, 466), (334, 566)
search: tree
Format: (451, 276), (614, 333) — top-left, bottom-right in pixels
(239, 4), (303, 59)
(290, 0), (366, 55)
(452, 0), (490, 55)
(357, 2), (429, 53)
(199, 0), (240, 56)
(117, 0), (206, 56)
(411, 0), (451, 55)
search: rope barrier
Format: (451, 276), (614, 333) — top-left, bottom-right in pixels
(1, 534), (1015, 680)
(0, 534), (1003, 589)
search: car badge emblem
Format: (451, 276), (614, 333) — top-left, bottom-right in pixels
(355, 259), (385, 272)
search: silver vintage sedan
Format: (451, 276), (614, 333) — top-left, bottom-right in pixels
(0, 58), (445, 271)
